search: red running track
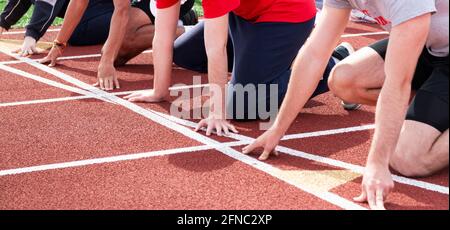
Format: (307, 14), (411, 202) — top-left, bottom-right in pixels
(0, 22), (447, 210)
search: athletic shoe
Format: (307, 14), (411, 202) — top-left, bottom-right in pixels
(341, 101), (362, 111)
(332, 42), (362, 111)
(180, 10), (199, 26)
(332, 42), (355, 61)
(350, 9), (377, 24)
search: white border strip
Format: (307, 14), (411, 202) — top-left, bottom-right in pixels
(0, 141), (248, 176)
(0, 50), (152, 65)
(341, 31), (389, 38)
(0, 84), (209, 107)
(2, 28), (61, 35)
(282, 124), (375, 140)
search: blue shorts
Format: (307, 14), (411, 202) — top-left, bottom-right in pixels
(173, 13), (335, 120)
(68, 0), (196, 46)
(68, 1), (114, 46)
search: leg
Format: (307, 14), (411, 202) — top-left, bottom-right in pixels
(391, 65), (449, 177)
(329, 39), (434, 105)
(115, 7), (153, 66)
(115, 8), (186, 66)
(328, 41), (387, 105)
(173, 21), (234, 73)
(391, 122), (449, 177)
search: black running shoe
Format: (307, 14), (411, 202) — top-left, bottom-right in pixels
(332, 42), (355, 61)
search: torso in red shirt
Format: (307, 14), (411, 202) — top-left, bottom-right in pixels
(157, 0), (316, 23)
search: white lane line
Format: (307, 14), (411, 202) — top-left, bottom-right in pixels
(2, 28), (61, 35)
(342, 31), (389, 38)
(282, 124), (375, 140)
(0, 141), (247, 176)
(0, 84), (209, 107)
(154, 112), (449, 195)
(0, 64), (110, 103)
(277, 146), (449, 195)
(0, 50), (152, 65)
(4, 51), (365, 210)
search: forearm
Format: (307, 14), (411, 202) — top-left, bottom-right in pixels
(367, 14), (431, 166)
(369, 81), (411, 165)
(204, 15), (229, 118)
(152, 3), (180, 97)
(100, 2), (130, 64)
(55, 0), (88, 43)
(207, 47), (228, 118)
(273, 49), (330, 133)
(273, 6), (350, 134)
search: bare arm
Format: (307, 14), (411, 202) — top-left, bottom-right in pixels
(96, 0), (130, 90)
(152, 3), (180, 98)
(273, 6), (350, 134)
(355, 13), (431, 210)
(55, 0), (89, 43)
(369, 14), (431, 167)
(40, 0), (88, 66)
(244, 6), (351, 159)
(195, 14), (238, 136)
(204, 14), (229, 120)
(100, 0), (130, 65)
(125, 3), (181, 102)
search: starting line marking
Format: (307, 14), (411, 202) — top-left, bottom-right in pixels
(0, 141), (248, 176)
(2, 28), (61, 35)
(0, 84), (209, 107)
(0, 50), (153, 65)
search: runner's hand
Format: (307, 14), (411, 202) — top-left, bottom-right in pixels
(124, 90), (166, 103)
(354, 162), (394, 210)
(243, 128), (283, 161)
(96, 62), (120, 90)
(13, 36), (39, 57)
(39, 45), (64, 67)
(195, 116), (238, 137)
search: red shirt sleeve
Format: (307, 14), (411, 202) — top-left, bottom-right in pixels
(156, 0), (179, 9)
(203, 0), (240, 19)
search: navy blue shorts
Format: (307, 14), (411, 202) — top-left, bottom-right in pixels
(68, 1), (114, 46)
(68, 0), (196, 46)
(173, 13), (335, 120)
(370, 39), (449, 132)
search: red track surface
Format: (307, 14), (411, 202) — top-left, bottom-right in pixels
(0, 22), (448, 210)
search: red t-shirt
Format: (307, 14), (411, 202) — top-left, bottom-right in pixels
(156, 0), (316, 23)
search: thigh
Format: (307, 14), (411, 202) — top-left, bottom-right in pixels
(173, 21), (234, 73)
(393, 120), (446, 175)
(230, 15), (314, 86)
(396, 120), (443, 156)
(126, 7), (153, 34)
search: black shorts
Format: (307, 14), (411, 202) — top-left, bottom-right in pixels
(369, 39), (449, 132)
(131, 0), (195, 24)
